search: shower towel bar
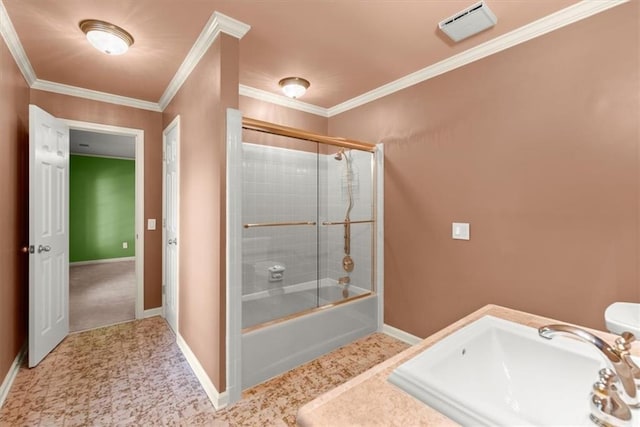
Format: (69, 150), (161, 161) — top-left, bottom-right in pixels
(243, 117), (376, 152)
(243, 221), (317, 229)
(321, 219), (374, 226)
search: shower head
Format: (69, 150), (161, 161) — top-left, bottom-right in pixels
(334, 149), (344, 161)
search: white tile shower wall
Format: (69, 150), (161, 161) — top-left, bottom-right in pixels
(242, 144), (319, 295)
(242, 143), (374, 297)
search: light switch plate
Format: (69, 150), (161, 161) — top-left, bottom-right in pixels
(452, 222), (470, 240)
(148, 219), (156, 230)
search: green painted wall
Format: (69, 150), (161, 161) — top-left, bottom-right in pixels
(70, 155), (135, 262)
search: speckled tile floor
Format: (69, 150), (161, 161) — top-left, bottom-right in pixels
(0, 317), (409, 426)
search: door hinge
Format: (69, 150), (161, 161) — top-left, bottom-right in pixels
(163, 218), (166, 228)
(162, 284), (166, 295)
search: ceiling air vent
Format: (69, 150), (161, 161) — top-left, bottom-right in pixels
(438, 1), (497, 42)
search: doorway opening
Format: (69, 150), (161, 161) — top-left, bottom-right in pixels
(64, 120), (145, 331)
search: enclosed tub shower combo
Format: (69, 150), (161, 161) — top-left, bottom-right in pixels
(226, 110), (383, 403)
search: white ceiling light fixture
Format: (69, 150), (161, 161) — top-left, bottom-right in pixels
(79, 19), (134, 55)
(279, 77), (310, 99)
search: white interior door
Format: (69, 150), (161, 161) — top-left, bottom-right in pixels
(163, 118), (179, 333)
(28, 105), (69, 367)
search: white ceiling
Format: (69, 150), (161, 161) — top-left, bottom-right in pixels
(70, 129), (135, 159)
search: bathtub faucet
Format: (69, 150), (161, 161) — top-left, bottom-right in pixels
(538, 324), (639, 408)
(338, 276), (350, 285)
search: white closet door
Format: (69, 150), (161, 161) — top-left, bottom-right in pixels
(163, 118), (180, 333)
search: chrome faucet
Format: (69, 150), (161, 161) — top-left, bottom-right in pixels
(614, 332), (640, 387)
(539, 324), (639, 408)
(590, 368), (633, 427)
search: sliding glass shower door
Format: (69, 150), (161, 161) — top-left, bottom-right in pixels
(241, 137), (319, 329)
(240, 132), (375, 330)
(319, 148), (375, 305)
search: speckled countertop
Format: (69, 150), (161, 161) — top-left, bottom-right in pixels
(296, 304), (640, 427)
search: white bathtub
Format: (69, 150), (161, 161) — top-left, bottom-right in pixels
(241, 281), (377, 389)
(242, 279), (369, 329)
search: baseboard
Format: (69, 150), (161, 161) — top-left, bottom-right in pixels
(143, 307), (163, 318)
(381, 324), (422, 345)
(0, 342), (26, 409)
(176, 333), (228, 410)
(70, 256), (135, 266)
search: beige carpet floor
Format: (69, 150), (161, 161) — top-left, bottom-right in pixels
(69, 260), (136, 332)
(0, 317), (410, 426)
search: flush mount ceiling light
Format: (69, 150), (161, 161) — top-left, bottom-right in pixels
(278, 77), (310, 99)
(79, 19), (134, 55)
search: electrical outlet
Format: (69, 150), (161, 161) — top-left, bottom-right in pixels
(452, 222), (470, 240)
(122, 242), (128, 249)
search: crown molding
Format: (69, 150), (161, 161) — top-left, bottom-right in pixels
(31, 79), (162, 112)
(158, 12), (251, 110)
(1, 0), (627, 117)
(327, 0), (628, 117)
(0, 0), (36, 85)
(239, 84), (329, 117)
(214, 11), (253, 39)
(1, 4), (247, 113)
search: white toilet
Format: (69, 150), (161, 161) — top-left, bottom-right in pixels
(604, 302), (640, 337)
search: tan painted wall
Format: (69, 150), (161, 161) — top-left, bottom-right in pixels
(239, 96), (328, 134)
(329, 2), (640, 337)
(239, 96), (329, 153)
(163, 34), (239, 392)
(0, 36), (30, 383)
(29, 90), (164, 310)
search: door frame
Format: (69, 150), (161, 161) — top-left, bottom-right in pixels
(225, 108), (243, 405)
(62, 119), (145, 319)
(162, 115), (180, 333)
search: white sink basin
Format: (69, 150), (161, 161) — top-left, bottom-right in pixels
(388, 315), (638, 426)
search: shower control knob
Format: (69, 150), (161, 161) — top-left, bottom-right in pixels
(342, 256), (354, 272)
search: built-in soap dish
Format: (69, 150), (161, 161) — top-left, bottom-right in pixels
(268, 264), (285, 282)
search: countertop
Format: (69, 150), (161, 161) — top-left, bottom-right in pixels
(296, 304), (640, 427)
